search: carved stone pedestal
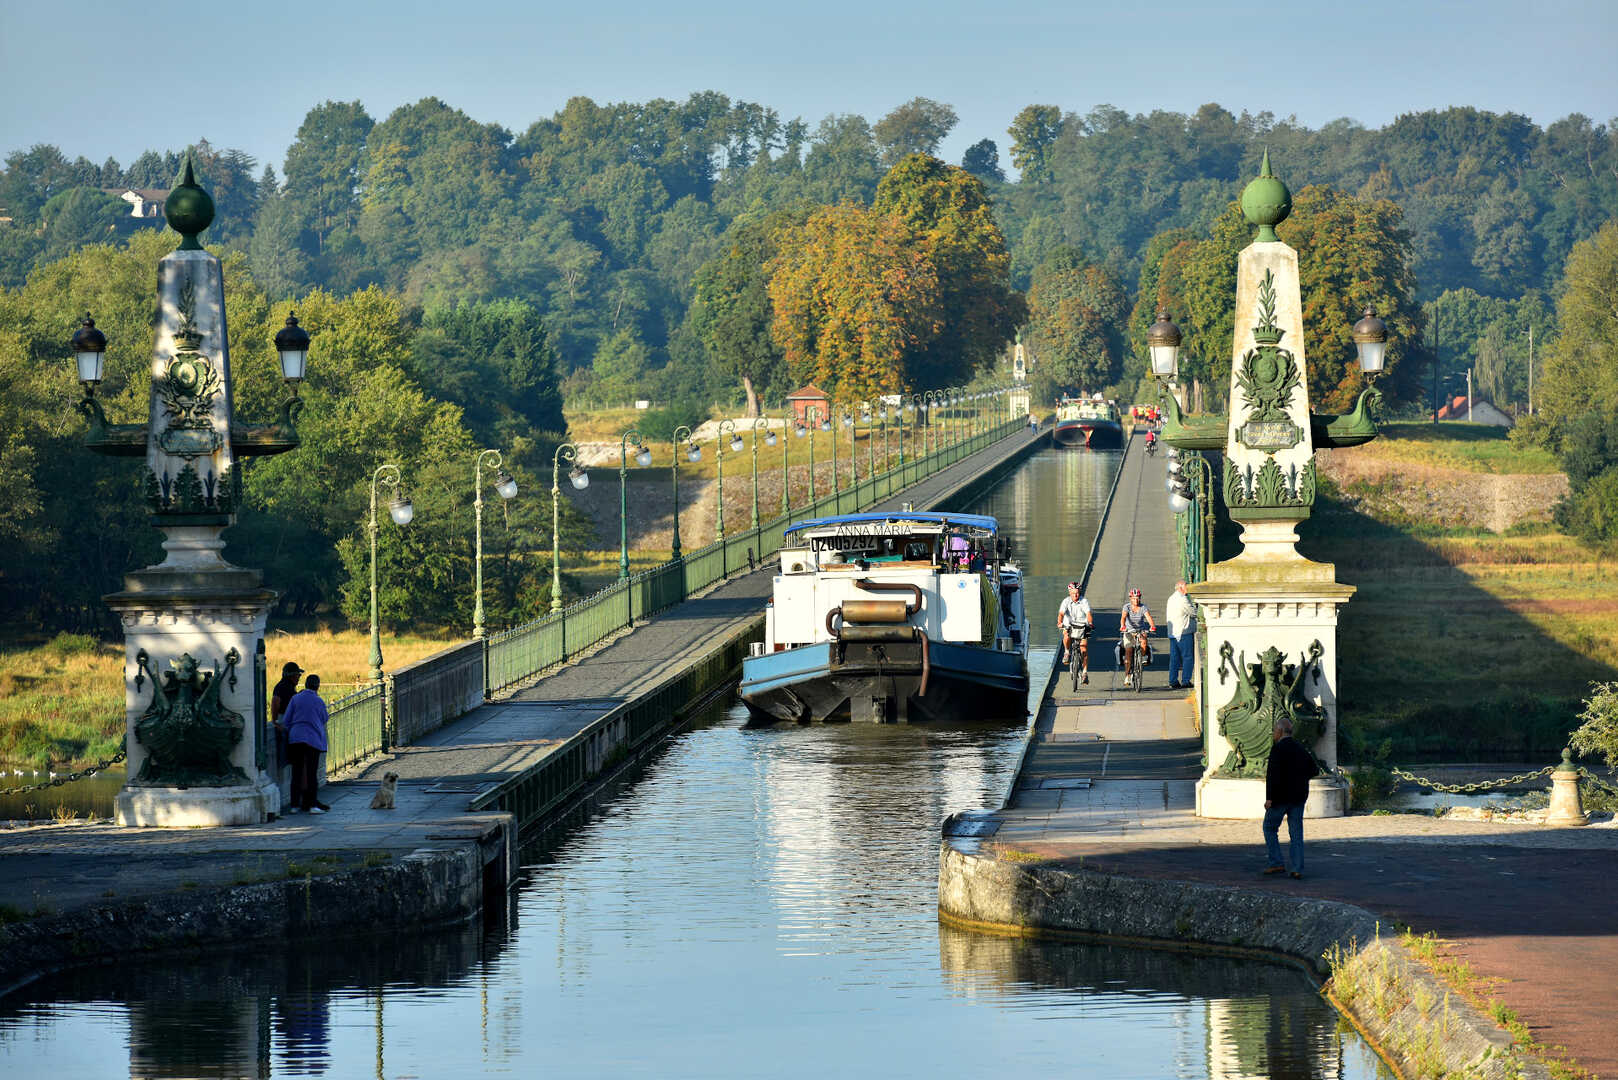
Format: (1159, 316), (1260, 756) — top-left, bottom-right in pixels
(1190, 541), (1354, 820)
(107, 528), (279, 827)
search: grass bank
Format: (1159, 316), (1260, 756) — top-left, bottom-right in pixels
(0, 629), (449, 768)
(1299, 486), (1617, 762)
(1358, 421), (1561, 474)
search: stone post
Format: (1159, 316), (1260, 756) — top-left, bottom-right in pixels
(83, 160), (298, 826)
(1186, 154), (1352, 819)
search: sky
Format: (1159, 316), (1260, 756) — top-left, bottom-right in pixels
(2, 0), (1615, 178)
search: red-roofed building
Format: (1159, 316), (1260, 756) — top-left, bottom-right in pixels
(786, 384), (831, 424)
(1435, 395), (1513, 427)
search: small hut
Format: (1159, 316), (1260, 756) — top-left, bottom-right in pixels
(786, 384), (831, 424)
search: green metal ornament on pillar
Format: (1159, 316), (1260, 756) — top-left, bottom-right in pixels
(1213, 640), (1325, 778)
(131, 649), (249, 786)
(1239, 149), (1291, 244)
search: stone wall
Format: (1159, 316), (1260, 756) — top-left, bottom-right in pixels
(937, 841), (1552, 1079)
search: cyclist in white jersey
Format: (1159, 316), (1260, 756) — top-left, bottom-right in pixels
(1058, 581), (1093, 683)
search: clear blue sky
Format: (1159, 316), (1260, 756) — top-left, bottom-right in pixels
(3, 0), (1615, 176)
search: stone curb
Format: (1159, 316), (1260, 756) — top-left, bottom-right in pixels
(0, 845), (482, 1002)
(937, 841), (1551, 1079)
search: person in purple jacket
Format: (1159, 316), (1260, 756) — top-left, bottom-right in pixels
(282, 674), (331, 815)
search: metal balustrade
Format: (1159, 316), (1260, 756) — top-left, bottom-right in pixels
(324, 683), (385, 773)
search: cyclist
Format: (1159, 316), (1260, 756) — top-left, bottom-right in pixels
(1057, 581), (1093, 683)
(1144, 429), (1158, 455)
(1119, 587), (1158, 680)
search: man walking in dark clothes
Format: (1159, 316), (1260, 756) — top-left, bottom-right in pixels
(1263, 716), (1318, 879)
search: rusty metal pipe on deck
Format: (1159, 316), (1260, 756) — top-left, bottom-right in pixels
(852, 578), (922, 615)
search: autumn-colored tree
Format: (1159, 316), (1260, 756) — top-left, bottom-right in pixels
(1026, 247), (1130, 391)
(873, 154), (1025, 389)
(766, 202), (939, 401)
(1173, 184), (1421, 412)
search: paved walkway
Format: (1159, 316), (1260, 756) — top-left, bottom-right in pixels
(0, 423), (1045, 928)
(983, 432), (1618, 1079)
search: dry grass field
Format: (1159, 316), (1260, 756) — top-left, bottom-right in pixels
(0, 628), (449, 768)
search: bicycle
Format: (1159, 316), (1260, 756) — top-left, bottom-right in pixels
(1066, 627), (1090, 691)
(1122, 630), (1148, 692)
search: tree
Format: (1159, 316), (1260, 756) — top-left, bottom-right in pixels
(873, 97), (958, 166)
(767, 202), (940, 400)
(590, 328), (650, 404)
(408, 298), (564, 446)
(872, 154), (1025, 389)
(686, 210), (803, 415)
(1007, 105), (1063, 183)
(1027, 247), (1130, 390)
(1538, 221), (1618, 426)
(961, 139), (1005, 183)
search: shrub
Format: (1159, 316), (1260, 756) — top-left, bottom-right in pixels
(1569, 682), (1618, 769)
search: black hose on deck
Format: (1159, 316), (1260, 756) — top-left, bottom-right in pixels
(853, 578), (922, 615)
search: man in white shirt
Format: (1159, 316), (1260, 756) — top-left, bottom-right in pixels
(1057, 581), (1093, 682)
(1166, 580), (1197, 691)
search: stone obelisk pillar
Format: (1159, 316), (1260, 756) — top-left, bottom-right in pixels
(106, 161), (282, 826)
(1190, 154), (1352, 819)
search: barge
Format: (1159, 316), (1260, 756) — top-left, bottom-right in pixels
(739, 512), (1028, 724)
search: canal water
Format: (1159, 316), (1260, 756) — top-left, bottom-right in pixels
(0, 446), (1389, 1078)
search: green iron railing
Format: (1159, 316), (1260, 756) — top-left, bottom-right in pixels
(324, 683), (386, 773)
(484, 414), (1024, 695)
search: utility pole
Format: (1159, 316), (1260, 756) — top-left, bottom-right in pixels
(1527, 324), (1534, 417)
(1431, 304), (1441, 424)
(1467, 367), (1473, 421)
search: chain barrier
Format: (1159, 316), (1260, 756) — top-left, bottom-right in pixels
(1576, 767), (1618, 799)
(1385, 764), (1554, 794)
(0, 748), (127, 796)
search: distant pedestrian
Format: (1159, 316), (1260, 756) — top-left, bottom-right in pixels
(283, 674), (331, 815)
(1263, 717), (1319, 879)
(1166, 581), (1196, 690)
(269, 662), (301, 806)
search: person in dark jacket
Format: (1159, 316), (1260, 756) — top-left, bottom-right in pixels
(269, 662), (301, 808)
(1263, 717), (1319, 879)
(283, 674), (331, 814)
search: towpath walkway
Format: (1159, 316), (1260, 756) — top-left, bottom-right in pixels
(0, 422), (1046, 953)
(975, 431), (1618, 1079)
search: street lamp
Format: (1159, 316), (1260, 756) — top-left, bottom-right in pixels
(618, 429), (648, 580)
(1148, 310), (1183, 380)
(472, 449), (518, 638)
(72, 314), (106, 392)
(795, 406), (826, 502)
(778, 407), (791, 514)
(1352, 306), (1388, 379)
(716, 419), (740, 541)
(368, 463), (414, 682)
(274, 312), (310, 390)
(749, 417), (769, 527)
(670, 425), (698, 560)
(842, 405), (859, 499)
(550, 443), (588, 614)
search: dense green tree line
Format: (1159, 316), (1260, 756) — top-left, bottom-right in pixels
(0, 230), (591, 634)
(5, 96), (1611, 410)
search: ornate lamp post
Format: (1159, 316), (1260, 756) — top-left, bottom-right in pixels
(796, 406), (827, 502)
(716, 419), (742, 540)
(550, 444), (588, 613)
(1156, 152), (1387, 821)
(368, 464), (414, 680)
(824, 409), (840, 496)
(74, 159), (310, 826)
(670, 425), (698, 560)
(842, 405), (859, 500)
(778, 408), (791, 514)
(616, 429), (650, 580)
(749, 418), (769, 527)
(471, 449), (518, 638)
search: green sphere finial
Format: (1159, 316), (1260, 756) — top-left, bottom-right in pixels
(1240, 148), (1291, 243)
(165, 154), (215, 251)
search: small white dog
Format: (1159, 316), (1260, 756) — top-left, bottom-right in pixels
(369, 771), (399, 810)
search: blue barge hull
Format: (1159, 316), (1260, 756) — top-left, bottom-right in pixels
(739, 639), (1027, 724)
